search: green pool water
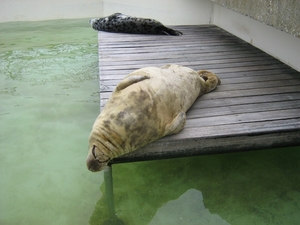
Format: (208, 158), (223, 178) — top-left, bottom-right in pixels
(1, 19), (300, 225)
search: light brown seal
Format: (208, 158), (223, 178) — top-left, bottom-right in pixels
(86, 64), (220, 172)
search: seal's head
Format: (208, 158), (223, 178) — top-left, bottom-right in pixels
(197, 70), (221, 93)
(86, 131), (112, 172)
(88, 18), (99, 30)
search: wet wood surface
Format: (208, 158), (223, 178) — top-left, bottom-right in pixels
(97, 25), (300, 164)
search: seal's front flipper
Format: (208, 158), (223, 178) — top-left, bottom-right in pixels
(159, 26), (183, 36)
(116, 74), (150, 91)
(164, 112), (186, 136)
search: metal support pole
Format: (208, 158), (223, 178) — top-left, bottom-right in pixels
(103, 165), (125, 225)
(104, 165), (117, 220)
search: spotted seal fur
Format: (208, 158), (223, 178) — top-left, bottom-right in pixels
(86, 64), (220, 172)
(89, 13), (182, 36)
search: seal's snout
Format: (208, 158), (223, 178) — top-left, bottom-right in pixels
(86, 154), (101, 172)
(89, 18), (97, 26)
(86, 145), (111, 172)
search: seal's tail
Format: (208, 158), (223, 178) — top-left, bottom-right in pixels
(197, 70), (221, 93)
(160, 26), (183, 36)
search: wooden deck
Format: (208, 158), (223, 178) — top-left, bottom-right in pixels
(97, 25), (300, 164)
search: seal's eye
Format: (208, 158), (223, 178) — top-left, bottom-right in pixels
(92, 145), (97, 159)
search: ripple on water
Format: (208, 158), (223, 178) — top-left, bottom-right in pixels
(1, 43), (99, 85)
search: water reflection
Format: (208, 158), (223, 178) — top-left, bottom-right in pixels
(90, 147), (300, 225)
(149, 189), (230, 225)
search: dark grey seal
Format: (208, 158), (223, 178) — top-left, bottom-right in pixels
(89, 13), (182, 36)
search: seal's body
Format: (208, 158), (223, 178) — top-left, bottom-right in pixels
(89, 13), (182, 36)
(86, 64), (220, 172)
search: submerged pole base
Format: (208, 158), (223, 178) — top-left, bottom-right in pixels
(103, 218), (125, 225)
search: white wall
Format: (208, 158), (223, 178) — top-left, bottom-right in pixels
(101, 0), (212, 25)
(212, 3), (300, 72)
(0, 0), (211, 24)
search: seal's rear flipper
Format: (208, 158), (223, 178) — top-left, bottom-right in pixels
(116, 75), (150, 91)
(158, 26), (183, 36)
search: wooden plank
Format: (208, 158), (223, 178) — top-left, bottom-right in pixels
(156, 119), (300, 142)
(99, 63), (292, 77)
(100, 74), (300, 92)
(99, 56), (275, 68)
(97, 25), (300, 164)
(184, 108), (300, 128)
(99, 69), (299, 84)
(100, 85), (300, 101)
(187, 100), (300, 119)
(100, 92), (300, 109)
